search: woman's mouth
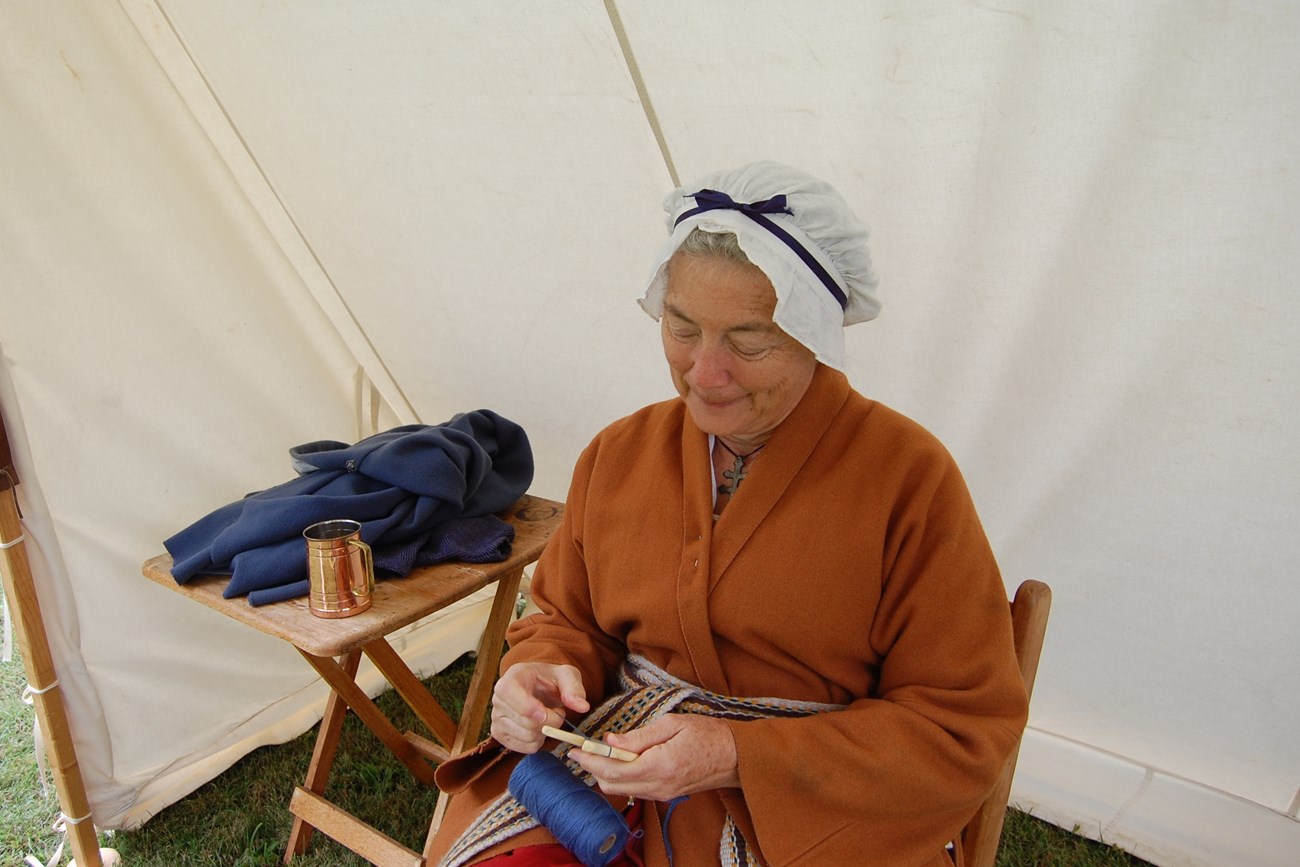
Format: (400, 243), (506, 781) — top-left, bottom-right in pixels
(694, 392), (741, 410)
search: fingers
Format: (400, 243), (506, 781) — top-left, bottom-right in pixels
(489, 688), (543, 752)
(490, 711), (545, 754)
(566, 721), (684, 800)
(494, 663), (589, 720)
(573, 749), (639, 797)
(489, 663), (589, 753)
(574, 715), (740, 801)
(552, 665), (591, 715)
(605, 716), (675, 754)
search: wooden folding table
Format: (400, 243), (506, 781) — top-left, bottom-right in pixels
(141, 494), (563, 866)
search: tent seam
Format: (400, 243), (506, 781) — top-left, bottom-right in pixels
(603, 0), (680, 188)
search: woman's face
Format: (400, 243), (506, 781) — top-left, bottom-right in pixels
(661, 252), (817, 448)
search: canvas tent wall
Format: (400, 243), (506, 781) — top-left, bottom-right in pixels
(1, 2), (1297, 865)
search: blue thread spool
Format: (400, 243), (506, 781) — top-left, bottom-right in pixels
(508, 751), (629, 867)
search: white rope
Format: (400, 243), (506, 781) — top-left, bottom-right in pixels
(1, 533), (25, 547)
(23, 815), (122, 867)
(24, 679), (60, 696)
(21, 685), (52, 797)
(23, 817), (67, 867)
(22, 840), (61, 867)
(36, 720), (51, 798)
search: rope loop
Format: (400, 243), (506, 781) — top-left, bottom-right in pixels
(22, 680), (60, 703)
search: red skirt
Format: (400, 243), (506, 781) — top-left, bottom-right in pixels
(474, 801), (646, 867)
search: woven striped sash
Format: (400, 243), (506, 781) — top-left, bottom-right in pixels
(439, 654), (844, 867)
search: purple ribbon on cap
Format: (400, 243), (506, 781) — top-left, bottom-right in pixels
(674, 188), (848, 310)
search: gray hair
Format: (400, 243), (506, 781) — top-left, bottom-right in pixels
(672, 227), (753, 267)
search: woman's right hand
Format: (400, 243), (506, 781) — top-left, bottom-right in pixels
(489, 662), (590, 754)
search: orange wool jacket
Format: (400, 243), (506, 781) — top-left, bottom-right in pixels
(431, 365), (1028, 867)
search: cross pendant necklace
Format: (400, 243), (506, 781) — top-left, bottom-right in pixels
(716, 439), (765, 495)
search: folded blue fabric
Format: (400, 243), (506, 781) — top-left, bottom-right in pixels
(245, 514), (517, 607)
(164, 410), (533, 603)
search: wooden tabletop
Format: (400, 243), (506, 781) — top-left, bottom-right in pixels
(142, 495), (564, 658)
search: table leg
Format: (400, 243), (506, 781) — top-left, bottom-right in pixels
(284, 650), (361, 861)
(296, 648), (438, 786)
(363, 637), (459, 748)
(423, 564), (525, 855)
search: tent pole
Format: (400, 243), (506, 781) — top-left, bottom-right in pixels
(0, 462), (103, 865)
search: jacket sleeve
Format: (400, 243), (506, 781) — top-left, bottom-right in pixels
(501, 437), (625, 708)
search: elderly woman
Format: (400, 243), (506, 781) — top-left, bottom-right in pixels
(429, 162), (1027, 867)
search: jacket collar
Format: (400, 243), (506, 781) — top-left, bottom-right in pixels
(680, 364), (852, 590)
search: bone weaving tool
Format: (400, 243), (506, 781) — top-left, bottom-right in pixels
(541, 725), (639, 761)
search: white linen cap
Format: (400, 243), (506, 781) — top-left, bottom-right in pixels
(638, 161), (880, 370)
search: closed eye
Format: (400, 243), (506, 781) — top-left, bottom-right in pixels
(668, 325), (700, 343)
(730, 339), (776, 359)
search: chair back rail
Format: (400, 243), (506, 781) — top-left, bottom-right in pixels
(959, 579), (1053, 867)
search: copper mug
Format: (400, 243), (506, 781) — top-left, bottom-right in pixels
(303, 519), (374, 618)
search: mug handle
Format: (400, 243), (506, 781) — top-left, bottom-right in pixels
(347, 538), (374, 599)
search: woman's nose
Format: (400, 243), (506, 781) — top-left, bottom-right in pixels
(690, 343), (732, 388)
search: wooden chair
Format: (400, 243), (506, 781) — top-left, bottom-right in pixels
(959, 579), (1053, 867)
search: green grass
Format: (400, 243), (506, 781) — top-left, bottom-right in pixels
(996, 815), (1149, 867)
(2, 650), (1148, 866)
(2, 642), (63, 862)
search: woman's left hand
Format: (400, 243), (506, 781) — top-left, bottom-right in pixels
(571, 714), (740, 802)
